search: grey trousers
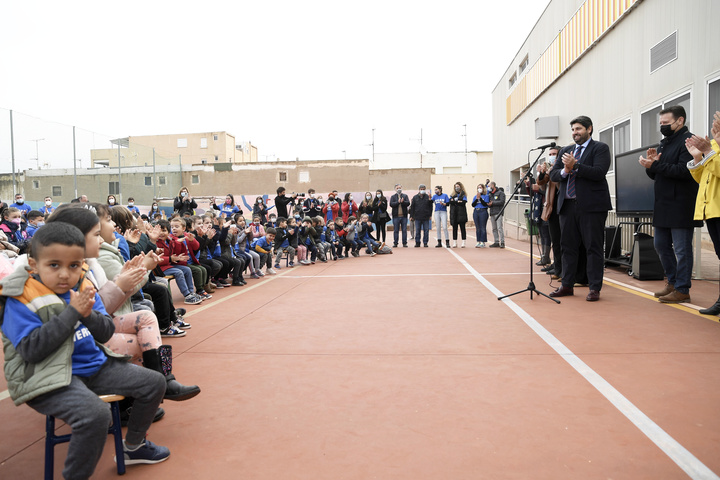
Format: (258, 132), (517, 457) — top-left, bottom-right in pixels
(434, 210), (449, 241)
(490, 213), (505, 244)
(28, 357), (165, 480)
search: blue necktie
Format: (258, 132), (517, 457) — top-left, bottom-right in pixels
(567, 145), (583, 198)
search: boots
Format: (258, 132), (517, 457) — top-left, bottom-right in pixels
(445, 240), (450, 248)
(142, 348), (201, 401)
(536, 245), (551, 266)
(436, 240), (442, 248)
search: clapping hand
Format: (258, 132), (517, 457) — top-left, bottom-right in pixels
(69, 285), (97, 318)
(639, 148), (660, 169)
(124, 228), (141, 244)
(561, 152), (577, 172)
(146, 224), (161, 243)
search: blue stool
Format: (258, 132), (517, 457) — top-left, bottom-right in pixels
(45, 394), (126, 479)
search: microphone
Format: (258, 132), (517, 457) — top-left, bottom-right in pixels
(531, 142), (556, 151)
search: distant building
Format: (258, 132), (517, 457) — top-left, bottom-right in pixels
(90, 132), (257, 168)
(373, 151), (493, 177)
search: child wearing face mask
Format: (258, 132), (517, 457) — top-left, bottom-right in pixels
(358, 192), (374, 219)
(106, 195), (117, 207)
(250, 215), (266, 239)
(126, 197), (141, 215)
(303, 189), (322, 218)
(148, 202), (162, 218)
(25, 210), (45, 238)
(322, 194), (340, 223)
(0, 207), (30, 253)
(252, 197), (269, 225)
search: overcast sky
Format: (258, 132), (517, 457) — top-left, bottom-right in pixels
(0, 0), (549, 172)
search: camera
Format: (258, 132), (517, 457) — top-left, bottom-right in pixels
(293, 192), (306, 198)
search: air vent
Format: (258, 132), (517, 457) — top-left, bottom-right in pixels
(650, 31), (677, 73)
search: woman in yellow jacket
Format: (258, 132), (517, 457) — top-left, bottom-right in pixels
(686, 111), (720, 315)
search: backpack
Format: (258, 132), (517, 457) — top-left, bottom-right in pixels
(377, 244), (393, 254)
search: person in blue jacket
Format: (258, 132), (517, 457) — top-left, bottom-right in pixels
(471, 184), (490, 247)
(126, 197), (141, 215)
(211, 194), (242, 218)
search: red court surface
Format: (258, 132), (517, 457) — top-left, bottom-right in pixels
(2, 235), (719, 479)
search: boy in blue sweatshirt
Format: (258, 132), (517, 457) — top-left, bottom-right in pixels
(251, 228), (276, 275)
(273, 217), (296, 269)
(0, 222), (169, 479)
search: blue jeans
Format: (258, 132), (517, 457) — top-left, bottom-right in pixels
(163, 265), (195, 297)
(393, 216), (408, 245)
(473, 208), (488, 243)
(415, 219), (431, 245)
(653, 226), (694, 294)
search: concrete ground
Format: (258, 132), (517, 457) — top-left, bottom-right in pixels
(1, 231), (719, 479)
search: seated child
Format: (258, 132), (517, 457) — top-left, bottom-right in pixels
(0, 222), (170, 478)
(156, 220), (202, 305)
(299, 217), (320, 264)
(357, 213), (384, 256)
(25, 210), (45, 238)
(250, 228), (276, 275)
(273, 217), (296, 269)
(326, 220), (340, 260)
(344, 216), (360, 257)
(313, 216), (331, 262)
(220, 218), (247, 286)
(169, 217), (212, 299)
(0, 207), (30, 254)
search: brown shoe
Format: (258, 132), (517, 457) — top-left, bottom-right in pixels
(658, 290), (690, 304)
(549, 285), (574, 298)
(204, 283), (216, 293)
(551, 274), (560, 280)
(586, 290), (600, 302)
(654, 283), (674, 298)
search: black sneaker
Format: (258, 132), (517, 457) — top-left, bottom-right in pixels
(488, 243), (500, 248)
(174, 308), (187, 317)
(500, 243), (505, 249)
(120, 439), (170, 465)
(120, 406), (165, 427)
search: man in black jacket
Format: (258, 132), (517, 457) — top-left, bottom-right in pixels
(639, 105), (701, 304)
(274, 187), (297, 220)
(409, 184), (433, 247)
(389, 184), (410, 247)
(549, 115), (612, 302)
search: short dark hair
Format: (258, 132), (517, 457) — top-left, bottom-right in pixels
(277, 186), (286, 195)
(549, 145), (562, 154)
(570, 116), (593, 134)
(158, 219), (171, 231)
(30, 222), (85, 259)
(27, 210), (44, 221)
(276, 216), (287, 224)
(660, 105), (686, 124)
(265, 227), (277, 235)
(45, 205), (99, 235)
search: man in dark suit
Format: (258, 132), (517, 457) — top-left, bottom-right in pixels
(549, 116), (612, 301)
(639, 105), (701, 304)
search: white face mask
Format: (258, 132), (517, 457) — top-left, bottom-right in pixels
(478, 188), (483, 193)
(547, 155), (557, 164)
(16, 198), (24, 204)
(376, 193), (381, 198)
(109, 199), (115, 205)
(310, 193), (315, 198)
(45, 200), (52, 206)
(366, 195), (372, 200)
(349, 196), (353, 201)
(419, 190), (426, 195)
(128, 202), (134, 206)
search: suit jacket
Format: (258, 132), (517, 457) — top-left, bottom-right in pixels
(389, 193), (410, 218)
(549, 139), (612, 214)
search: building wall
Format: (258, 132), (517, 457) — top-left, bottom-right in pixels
(368, 168), (435, 193)
(373, 151), (490, 175)
(492, 0), (720, 200)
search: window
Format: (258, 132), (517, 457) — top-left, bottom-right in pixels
(109, 182), (120, 194)
(52, 186), (62, 197)
(599, 119), (631, 173)
(667, 92), (691, 120)
(508, 72), (517, 88)
(177, 138), (187, 148)
(214, 155), (219, 161)
(159, 176), (166, 185)
(708, 77), (720, 132)
(213, 134), (218, 141)
(144, 176), (153, 186)
(201, 159), (208, 165)
(298, 171), (310, 183)
(278, 171), (288, 182)
(519, 56), (529, 75)
(200, 138), (208, 149)
(191, 175), (199, 184)
(32, 180), (39, 189)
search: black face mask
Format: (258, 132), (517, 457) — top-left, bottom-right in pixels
(660, 124), (675, 137)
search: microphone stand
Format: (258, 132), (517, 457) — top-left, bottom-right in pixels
(496, 147), (560, 304)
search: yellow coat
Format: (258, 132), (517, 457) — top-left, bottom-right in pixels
(689, 139), (720, 221)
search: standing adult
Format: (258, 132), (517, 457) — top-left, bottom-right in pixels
(211, 194), (242, 219)
(389, 184), (410, 247)
(173, 186), (197, 216)
(432, 186), (450, 248)
(371, 189), (389, 243)
(685, 112), (720, 315)
(524, 172), (550, 265)
(40, 196), (56, 216)
(487, 182), (506, 248)
(252, 196), (270, 224)
(448, 182), (468, 248)
(639, 105), (700, 304)
(303, 189), (322, 219)
(341, 193), (358, 222)
(409, 185), (433, 247)
(126, 197), (141, 215)
(471, 184), (490, 248)
(106, 195), (118, 208)
(274, 187), (297, 220)
(538, 145), (563, 279)
(549, 115), (612, 302)
(10, 193), (31, 218)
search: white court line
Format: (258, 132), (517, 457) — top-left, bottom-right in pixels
(276, 273), (473, 278)
(446, 248), (719, 480)
(0, 389), (9, 402)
